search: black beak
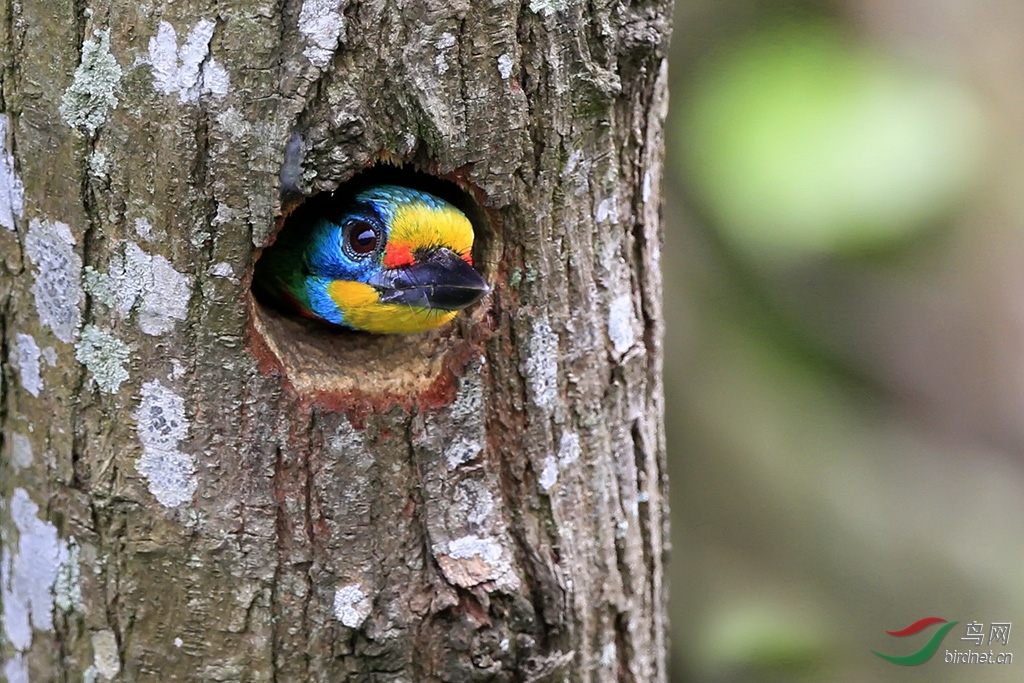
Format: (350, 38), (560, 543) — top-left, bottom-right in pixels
(371, 248), (489, 311)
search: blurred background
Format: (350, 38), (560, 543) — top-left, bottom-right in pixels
(664, 1), (1024, 681)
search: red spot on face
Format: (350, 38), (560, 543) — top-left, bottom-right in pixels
(383, 243), (415, 269)
(462, 252), (473, 266)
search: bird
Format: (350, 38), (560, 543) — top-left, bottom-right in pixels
(252, 185), (489, 334)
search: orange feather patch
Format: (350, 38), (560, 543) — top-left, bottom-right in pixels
(383, 242), (416, 269)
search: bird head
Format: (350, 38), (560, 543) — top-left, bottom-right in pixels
(257, 185), (489, 334)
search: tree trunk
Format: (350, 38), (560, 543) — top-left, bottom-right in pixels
(0, 1), (671, 681)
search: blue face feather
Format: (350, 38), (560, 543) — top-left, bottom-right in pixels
(253, 185), (488, 334)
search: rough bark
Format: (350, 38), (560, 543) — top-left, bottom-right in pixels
(0, 0), (670, 681)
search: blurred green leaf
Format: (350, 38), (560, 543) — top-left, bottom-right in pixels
(679, 22), (986, 261)
(702, 601), (833, 677)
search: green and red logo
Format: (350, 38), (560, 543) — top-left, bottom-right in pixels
(872, 617), (959, 666)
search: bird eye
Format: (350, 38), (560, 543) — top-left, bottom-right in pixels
(345, 221), (380, 257)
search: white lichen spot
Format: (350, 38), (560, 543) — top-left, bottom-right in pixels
(54, 538), (82, 613)
(299, 0), (344, 68)
(454, 480), (495, 526)
(87, 149), (109, 179)
(82, 665), (99, 683)
(14, 333), (42, 397)
(83, 266), (116, 307)
(75, 325), (131, 394)
(441, 363), (487, 467)
(562, 149), (583, 177)
(448, 535), (503, 563)
(134, 217), (153, 240)
(599, 641), (617, 668)
(177, 21), (216, 96)
(328, 417), (364, 455)
(139, 253), (191, 334)
(42, 347), (58, 366)
(497, 53), (514, 80)
(173, 636), (183, 648)
(0, 114), (25, 231)
(25, 219), (83, 343)
(525, 317), (559, 408)
(607, 294), (636, 355)
(538, 454), (559, 491)
(214, 200), (237, 224)
(90, 629), (121, 678)
(435, 32), (456, 75)
(147, 23), (177, 90)
(3, 654), (28, 683)
(435, 32), (457, 50)
(108, 242), (192, 335)
(209, 261), (233, 278)
(191, 230), (211, 249)
(213, 108), (248, 140)
(147, 20), (229, 103)
(401, 132), (417, 155)
(595, 196), (618, 224)
(446, 436), (483, 470)
(133, 380), (196, 508)
(202, 58), (230, 97)
(529, 0), (578, 17)
(500, 638), (510, 651)
(59, 29), (122, 135)
(169, 359), (186, 381)
(561, 148), (592, 196)
(434, 532), (512, 589)
(333, 583), (372, 628)
(10, 433), (33, 469)
(558, 430), (581, 466)
(2, 488), (70, 651)
(643, 170), (653, 203)
(450, 364), (484, 420)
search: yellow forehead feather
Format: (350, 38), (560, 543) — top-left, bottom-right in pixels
(388, 203), (474, 257)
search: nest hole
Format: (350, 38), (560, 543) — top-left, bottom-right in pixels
(248, 164), (499, 401)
